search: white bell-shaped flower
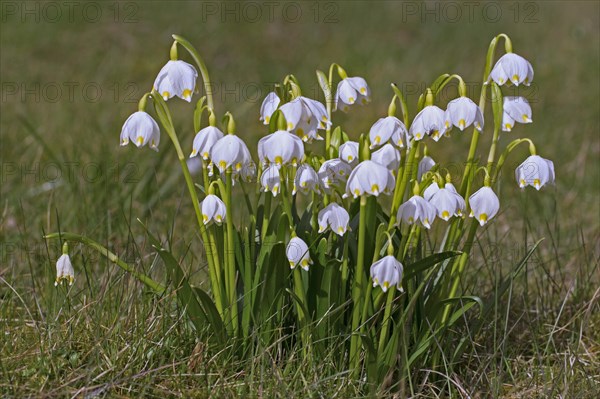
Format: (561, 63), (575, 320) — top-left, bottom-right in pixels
(261, 130), (304, 167)
(190, 126), (224, 160)
(201, 194), (226, 225)
(370, 255), (403, 292)
(423, 182), (440, 201)
(318, 203), (350, 236)
(502, 96), (533, 132)
(397, 195), (437, 229)
(153, 60), (198, 102)
(286, 237), (312, 271)
(335, 76), (371, 112)
(210, 135), (252, 174)
(428, 185), (466, 221)
(293, 164), (321, 195)
(55, 254), (75, 286)
(515, 155), (555, 190)
(120, 111), (161, 151)
(444, 183), (466, 216)
(318, 158), (353, 189)
(469, 186), (500, 226)
(409, 105), (447, 141)
(279, 97), (329, 142)
(371, 144), (401, 171)
(339, 141), (359, 165)
(260, 164), (281, 197)
(418, 156), (436, 181)
(345, 160), (395, 198)
(369, 116), (409, 149)
(260, 92), (281, 124)
(444, 97), (484, 132)
(488, 53), (534, 86)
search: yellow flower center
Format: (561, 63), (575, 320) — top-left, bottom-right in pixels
(182, 89), (192, 99)
(162, 91), (170, 100)
(442, 210), (450, 219)
(136, 136), (144, 145)
(348, 96), (355, 103)
(371, 184), (379, 194)
(219, 160), (227, 170)
(360, 87), (367, 94)
(533, 178), (540, 188)
(512, 74), (520, 82)
(458, 119), (466, 129)
(479, 213), (488, 223)
(275, 156), (283, 165)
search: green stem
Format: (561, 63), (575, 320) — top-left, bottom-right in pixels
(377, 289), (396, 357)
(225, 170), (239, 336)
(350, 195), (368, 369)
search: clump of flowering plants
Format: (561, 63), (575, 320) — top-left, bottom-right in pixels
(46, 33), (553, 389)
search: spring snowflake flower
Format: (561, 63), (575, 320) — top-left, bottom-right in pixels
(339, 141), (359, 165)
(488, 53), (534, 86)
(286, 237), (312, 271)
(318, 203), (350, 236)
(444, 97), (484, 132)
(257, 130), (304, 167)
(293, 164), (321, 195)
(502, 96), (533, 132)
(469, 186), (500, 226)
(153, 60), (198, 102)
(397, 195), (437, 229)
(279, 97), (329, 142)
(515, 155), (555, 190)
(409, 105), (447, 141)
(345, 160), (395, 198)
(426, 183), (466, 221)
(210, 135), (252, 174)
(318, 158), (353, 189)
(371, 144), (401, 171)
(335, 77), (371, 112)
(201, 194), (226, 225)
(260, 164), (281, 196)
(418, 156), (436, 181)
(120, 111), (161, 151)
(370, 255), (403, 292)
(369, 116), (409, 149)
(55, 253), (74, 286)
(190, 126), (224, 160)
(260, 92), (281, 124)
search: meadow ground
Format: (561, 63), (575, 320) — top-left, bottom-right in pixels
(1, 1), (599, 397)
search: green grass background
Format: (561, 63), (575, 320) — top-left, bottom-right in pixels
(1, 1), (599, 397)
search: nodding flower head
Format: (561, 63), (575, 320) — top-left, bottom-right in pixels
(371, 144), (401, 171)
(469, 186), (500, 226)
(286, 237), (312, 271)
(258, 130), (304, 167)
(318, 202), (350, 236)
(210, 135), (252, 175)
(55, 253), (75, 286)
(153, 60), (198, 102)
(409, 105), (447, 142)
(369, 116), (409, 149)
(370, 255), (403, 292)
(488, 52), (534, 87)
(293, 164), (320, 195)
(444, 97), (484, 132)
(260, 164), (282, 197)
(335, 77), (371, 112)
(425, 182), (466, 221)
(396, 195), (437, 229)
(418, 156), (436, 182)
(345, 160), (395, 198)
(502, 96), (532, 132)
(338, 141), (359, 166)
(515, 155), (555, 190)
(260, 92), (281, 124)
(279, 97), (329, 142)
(120, 111), (161, 151)
(190, 126), (224, 160)
(318, 158), (353, 190)
(201, 194), (226, 225)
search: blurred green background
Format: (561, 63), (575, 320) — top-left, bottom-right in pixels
(1, 1), (599, 395)
(1, 0), (598, 291)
